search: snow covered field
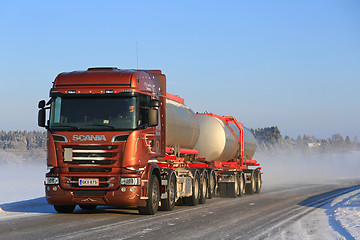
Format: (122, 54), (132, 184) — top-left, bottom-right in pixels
(0, 151), (359, 239)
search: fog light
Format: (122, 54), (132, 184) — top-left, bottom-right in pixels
(121, 187), (126, 192)
(47, 186), (50, 191)
(53, 186), (57, 191)
(130, 187), (135, 192)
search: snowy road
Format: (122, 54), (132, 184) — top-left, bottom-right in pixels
(0, 178), (359, 240)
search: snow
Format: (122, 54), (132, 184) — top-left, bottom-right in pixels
(0, 153), (359, 239)
(0, 163), (46, 204)
(272, 188), (360, 240)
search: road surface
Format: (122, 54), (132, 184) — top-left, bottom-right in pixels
(1, 179), (359, 240)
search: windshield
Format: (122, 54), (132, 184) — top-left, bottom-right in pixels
(49, 96), (139, 131)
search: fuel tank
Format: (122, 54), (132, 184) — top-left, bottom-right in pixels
(193, 114), (257, 162)
(165, 98), (200, 149)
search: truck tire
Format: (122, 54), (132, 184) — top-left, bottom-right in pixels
(159, 173), (176, 211)
(255, 171), (262, 194)
(207, 170), (216, 199)
(54, 205), (75, 213)
(245, 173), (256, 195)
(79, 205), (97, 210)
(238, 172), (245, 197)
(185, 170), (200, 206)
(138, 174), (160, 215)
(199, 170), (208, 204)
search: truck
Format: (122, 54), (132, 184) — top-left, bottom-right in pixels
(38, 67), (262, 215)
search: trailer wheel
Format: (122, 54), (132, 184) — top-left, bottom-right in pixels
(255, 171), (262, 194)
(199, 170), (208, 204)
(160, 173), (176, 211)
(54, 205), (75, 213)
(138, 174), (160, 215)
(79, 205), (97, 210)
(207, 170), (216, 199)
(238, 172), (245, 197)
(185, 170), (200, 206)
(245, 173), (256, 195)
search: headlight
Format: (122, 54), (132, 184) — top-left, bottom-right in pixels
(45, 177), (59, 185)
(120, 177), (140, 186)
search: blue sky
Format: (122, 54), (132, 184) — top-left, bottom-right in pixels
(0, 0), (359, 138)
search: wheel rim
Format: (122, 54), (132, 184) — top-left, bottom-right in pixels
(152, 180), (159, 208)
(202, 177), (207, 197)
(257, 173), (261, 191)
(210, 172), (215, 193)
(239, 176), (243, 194)
(252, 175), (256, 191)
(169, 179), (175, 205)
(194, 176), (199, 199)
(235, 177), (238, 195)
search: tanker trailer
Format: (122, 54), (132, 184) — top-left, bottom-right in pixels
(161, 95), (261, 205)
(158, 96), (210, 207)
(194, 113), (261, 197)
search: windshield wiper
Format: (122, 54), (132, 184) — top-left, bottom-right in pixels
(53, 125), (80, 130)
(87, 124), (117, 130)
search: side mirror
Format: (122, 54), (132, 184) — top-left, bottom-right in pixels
(38, 108), (46, 127)
(150, 99), (160, 108)
(38, 100), (46, 108)
(149, 108), (158, 127)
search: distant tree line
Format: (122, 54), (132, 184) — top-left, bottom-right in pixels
(251, 126), (359, 152)
(0, 129), (359, 154)
(0, 130), (46, 150)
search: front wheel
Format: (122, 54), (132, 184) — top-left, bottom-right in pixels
(54, 205), (75, 213)
(138, 174), (160, 215)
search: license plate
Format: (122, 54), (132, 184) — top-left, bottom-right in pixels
(78, 178), (99, 186)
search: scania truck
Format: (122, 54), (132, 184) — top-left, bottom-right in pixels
(38, 67), (261, 214)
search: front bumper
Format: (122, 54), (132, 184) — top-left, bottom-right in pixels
(45, 184), (146, 207)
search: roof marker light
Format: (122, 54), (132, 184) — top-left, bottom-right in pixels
(68, 90), (76, 94)
(105, 90), (114, 94)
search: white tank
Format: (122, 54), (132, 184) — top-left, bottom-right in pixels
(165, 99), (200, 149)
(194, 114), (256, 162)
(164, 97), (257, 162)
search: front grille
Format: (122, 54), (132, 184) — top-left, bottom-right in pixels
(72, 190), (107, 196)
(69, 168), (112, 173)
(62, 145), (119, 165)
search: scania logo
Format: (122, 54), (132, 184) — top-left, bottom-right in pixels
(72, 135), (106, 141)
